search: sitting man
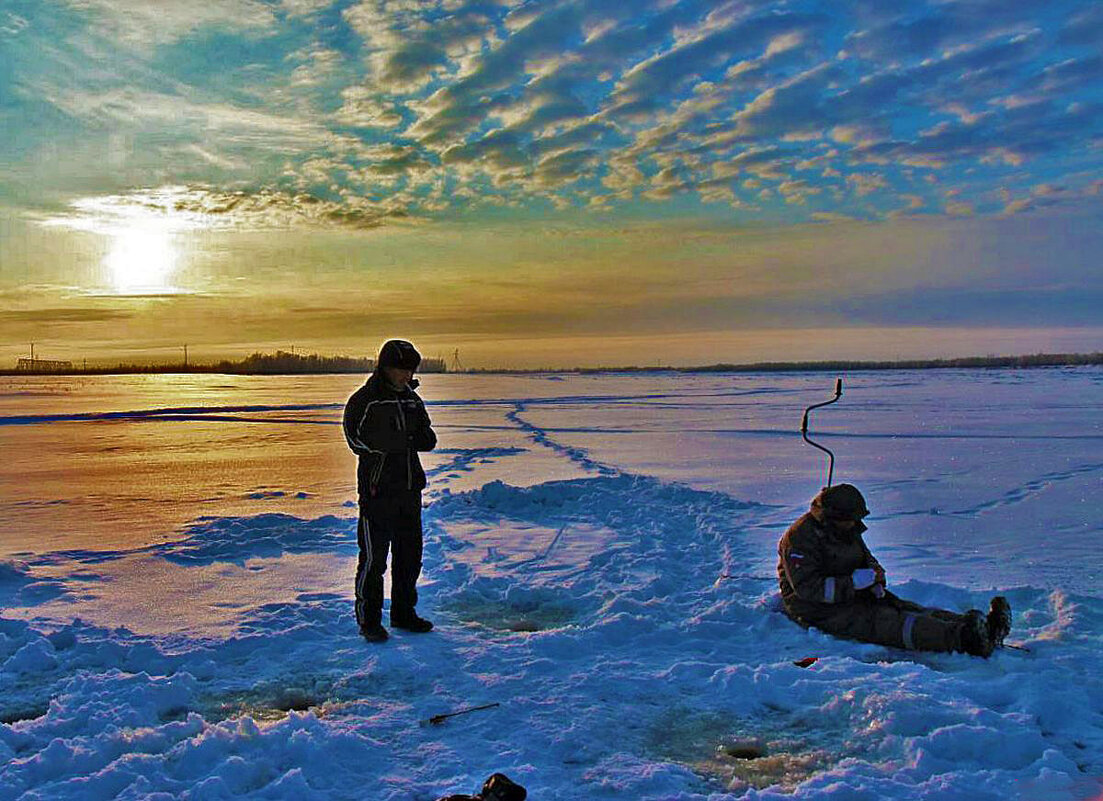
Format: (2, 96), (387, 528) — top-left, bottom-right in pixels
(778, 484), (1011, 657)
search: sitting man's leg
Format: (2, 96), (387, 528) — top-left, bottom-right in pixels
(875, 592), (1011, 654)
(811, 599), (990, 655)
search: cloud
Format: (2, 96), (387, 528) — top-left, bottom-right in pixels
(729, 63), (838, 142)
(853, 97), (1101, 172)
(40, 186), (410, 233)
(5, 0), (1103, 222)
(42, 88), (336, 152)
(846, 13), (961, 62)
(608, 10), (827, 115)
(847, 172), (889, 196)
(2, 307), (134, 323)
(1059, 5), (1103, 47)
(1024, 55), (1103, 95)
(57, 0), (276, 47)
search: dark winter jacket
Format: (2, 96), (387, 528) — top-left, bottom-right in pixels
(777, 495), (885, 625)
(343, 373), (436, 499)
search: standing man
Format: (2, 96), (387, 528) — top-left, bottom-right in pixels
(778, 484), (1011, 657)
(343, 339), (437, 642)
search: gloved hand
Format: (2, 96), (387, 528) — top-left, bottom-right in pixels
(871, 565), (887, 597)
(852, 568), (877, 590)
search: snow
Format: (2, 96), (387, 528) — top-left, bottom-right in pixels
(1, 370), (1102, 799)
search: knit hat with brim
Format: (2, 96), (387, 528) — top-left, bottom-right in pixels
(377, 339), (421, 371)
(813, 483), (870, 520)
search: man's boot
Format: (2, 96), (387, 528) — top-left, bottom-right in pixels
(360, 622), (389, 643)
(959, 609), (994, 657)
(391, 611), (433, 633)
(987, 596), (1011, 649)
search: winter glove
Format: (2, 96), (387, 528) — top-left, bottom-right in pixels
(851, 568), (877, 590)
(871, 565), (886, 597)
(407, 404), (437, 451)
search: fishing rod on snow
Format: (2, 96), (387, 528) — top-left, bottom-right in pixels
(801, 378), (843, 487)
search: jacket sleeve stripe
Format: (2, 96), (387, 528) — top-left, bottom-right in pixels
(344, 417), (383, 454)
(902, 614), (917, 649)
(824, 576), (836, 603)
(345, 399), (397, 453)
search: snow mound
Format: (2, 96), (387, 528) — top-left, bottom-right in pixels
(155, 514), (357, 566)
(0, 560), (70, 608)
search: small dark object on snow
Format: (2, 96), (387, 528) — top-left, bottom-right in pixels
(426, 702), (500, 725)
(719, 738), (767, 760)
(436, 772), (527, 801)
(481, 773), (527, 801)
(793, 656), (819, 668)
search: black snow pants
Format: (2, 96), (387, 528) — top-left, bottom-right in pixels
(355, 490), (424, 629)
(801, 591), (969, 653)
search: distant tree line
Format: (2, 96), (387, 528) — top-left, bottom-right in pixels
(212, 350), (376, 374)
(3, 349), (448, 375)
(671, 352), (1103, 374)
(3, 350), (1101, 377)
(466, 352), (1103, 374)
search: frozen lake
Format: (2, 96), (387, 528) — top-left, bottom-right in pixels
(1, 369), (1101, 799)
(2, 369), (1099, 590)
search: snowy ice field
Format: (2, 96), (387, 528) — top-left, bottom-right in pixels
(1, 369), (1101, 800)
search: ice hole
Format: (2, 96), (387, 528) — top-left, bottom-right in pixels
(199, 679), (331, 722)
(443, 594), (578, 633)
(644, 708), (852, 792)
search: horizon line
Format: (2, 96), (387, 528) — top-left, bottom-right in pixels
(3, 351), (1101, 377)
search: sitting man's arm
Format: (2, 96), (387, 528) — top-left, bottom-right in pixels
(859, 537), (887, 597)
(780, 533), (861, 605)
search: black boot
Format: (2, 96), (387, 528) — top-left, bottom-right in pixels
(481, 773), (527, 801)
(360, 623), (389, 643)
(959, 609), (994, 657)
(987, 596), (1011, 649)
(391, 611), (433, 633)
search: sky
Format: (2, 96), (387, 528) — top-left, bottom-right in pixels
(1, 0), (1102, 368)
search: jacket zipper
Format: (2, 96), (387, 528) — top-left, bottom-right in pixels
(396, 397), (412, 490)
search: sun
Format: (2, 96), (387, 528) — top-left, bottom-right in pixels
(105, 224), (180, 294)
(40, 188), (212, 295)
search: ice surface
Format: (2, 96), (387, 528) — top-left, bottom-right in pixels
(1, 370), (1102, 799)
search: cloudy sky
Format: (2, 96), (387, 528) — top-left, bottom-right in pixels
(1, 0), (1102, 367)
